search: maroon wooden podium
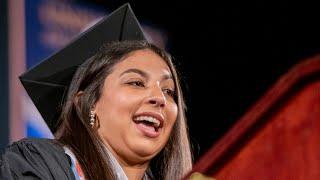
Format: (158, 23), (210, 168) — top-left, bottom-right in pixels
(186, 56), (320, 180)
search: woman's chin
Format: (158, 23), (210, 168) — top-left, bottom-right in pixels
(129, 142), (162, 160)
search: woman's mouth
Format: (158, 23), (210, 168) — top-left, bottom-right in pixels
(133, 113), (164, 138)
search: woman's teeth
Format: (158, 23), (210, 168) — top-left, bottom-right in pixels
(133, 116), (160, 128)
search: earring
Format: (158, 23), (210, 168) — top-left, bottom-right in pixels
(89, 110), (95, 127)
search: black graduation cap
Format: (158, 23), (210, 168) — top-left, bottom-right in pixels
(19, 3), (146, 133)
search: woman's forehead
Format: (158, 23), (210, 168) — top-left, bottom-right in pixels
(112, 49), (172, 76)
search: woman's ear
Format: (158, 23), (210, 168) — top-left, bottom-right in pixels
(74, 91), (84, 106)
(74, 91), (97, 112)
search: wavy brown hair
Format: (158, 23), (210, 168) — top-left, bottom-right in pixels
(55, 40), (192, 179)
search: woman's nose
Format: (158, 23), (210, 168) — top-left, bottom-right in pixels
(148, 97), (165, 108)
(147, 87), (166, 108)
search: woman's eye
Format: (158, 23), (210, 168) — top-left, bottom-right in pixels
(127, 81), (145, 87)
(163, 88), (175, 97)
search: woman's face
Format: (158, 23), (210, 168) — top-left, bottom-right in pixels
(94, 49), (178, 165)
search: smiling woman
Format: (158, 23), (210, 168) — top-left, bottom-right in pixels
(0, 40), (192, 180)
(94, 49), (178, 162)
(55, 40), (193, 180)
(0, 4), (192, 180)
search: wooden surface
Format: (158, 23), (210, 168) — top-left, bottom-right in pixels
(186, 56), (320, 179)
(215, 81), (320, 179)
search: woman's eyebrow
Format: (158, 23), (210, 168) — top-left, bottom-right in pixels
(120, 68), (173, 81)
(120, 68), (148, 79)
(162, 74), (173, 81)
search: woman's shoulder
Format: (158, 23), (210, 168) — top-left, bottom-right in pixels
(5, 137), (63, 151)
(2, 138), (65, 160)
(0, 138), (75, 180)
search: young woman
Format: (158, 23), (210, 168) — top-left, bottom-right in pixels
(1, 40), (192, 180)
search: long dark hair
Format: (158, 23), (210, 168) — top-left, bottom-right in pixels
(55, 40), (192, 179)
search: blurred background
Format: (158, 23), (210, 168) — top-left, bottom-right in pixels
(1, 0), (320, 162)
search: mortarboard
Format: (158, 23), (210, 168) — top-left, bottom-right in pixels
(19, 3), (147, 133)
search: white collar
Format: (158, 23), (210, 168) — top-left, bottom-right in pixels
(103, 146), (129, 180)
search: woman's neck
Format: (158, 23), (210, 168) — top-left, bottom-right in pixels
(122, 165), (148, 180)
(102, 140), (149, 180)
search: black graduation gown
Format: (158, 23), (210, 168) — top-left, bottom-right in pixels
(0, 138), (75, 180)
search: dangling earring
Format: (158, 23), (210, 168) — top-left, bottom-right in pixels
(89, 110), (95, 127)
